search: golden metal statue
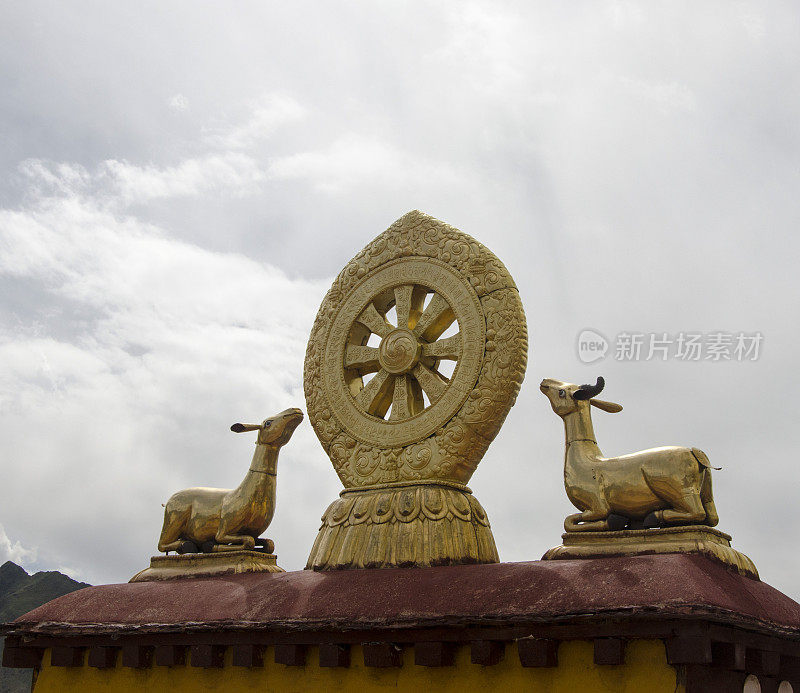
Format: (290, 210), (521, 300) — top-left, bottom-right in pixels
(540, 377), (718, 531)
(540, 376), (757, 578)
(304, 211), (527, 570)
(157, 408), (303, 553)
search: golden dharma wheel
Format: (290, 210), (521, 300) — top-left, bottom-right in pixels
(324, 258), (484, 447)
(304, 211), (527, 570)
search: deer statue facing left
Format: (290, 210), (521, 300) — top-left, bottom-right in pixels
(157, 407), (304, 554)
(540, 377), (719, 533)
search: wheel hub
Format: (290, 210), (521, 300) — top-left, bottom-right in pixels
(379, 328), (421, 374)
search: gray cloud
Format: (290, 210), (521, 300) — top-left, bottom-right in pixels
(1, 1), (799, 596)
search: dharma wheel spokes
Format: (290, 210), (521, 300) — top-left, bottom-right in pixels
(344, 283), (462, 422)
(306, 211), (527, 570)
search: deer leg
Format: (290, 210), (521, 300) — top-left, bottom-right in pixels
(564, 506), (611, 532)
(700, 469), (719, 527)
(214, 521), (256, 551)
(212, 540), (255, 552)
(653, 490), (706, 526)
(213, 496), (258, 550)
(212, 536), (256, 551)
(158, 539), (185, 553)
(157, 506), (190, 553)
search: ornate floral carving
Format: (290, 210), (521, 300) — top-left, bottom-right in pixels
(304, 211), (527, 569)
(305, 484), (498, 570)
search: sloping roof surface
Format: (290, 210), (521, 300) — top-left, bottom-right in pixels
(11, 555), (800, 635)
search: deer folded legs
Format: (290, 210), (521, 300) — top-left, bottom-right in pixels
(644, 490), (707, 528)
(212, 531), (256, 551)
(564, 506), (612, 533)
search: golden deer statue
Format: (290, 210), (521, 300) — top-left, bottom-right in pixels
(540, 377), (718, 532)
(157, 408), (303, 553)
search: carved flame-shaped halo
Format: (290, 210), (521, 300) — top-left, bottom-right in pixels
(304, 211), (528, 488)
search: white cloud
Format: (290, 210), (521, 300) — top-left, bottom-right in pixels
(0, 524), (37, 568)
(617, 77), (697, 114)
(0, 152), (331, 584)
(17, 159), (94, 199)
(56, 565), (85, 581)
(736, 2), (766, 40)
(104, 153), (267, 202)
(168, 93), (189, 112)
(18, 153), (267, 208)
(15, 92), (308, 208)
(267, 133), (468, 194)
(203, 93), (307, 150)
(607, 1), (645, 29)
(435, 3), (522, 94)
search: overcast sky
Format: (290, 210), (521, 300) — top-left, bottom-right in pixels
(1, 2), (799, 598)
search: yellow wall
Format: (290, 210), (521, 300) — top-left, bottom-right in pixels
(35, 639), (684, 693)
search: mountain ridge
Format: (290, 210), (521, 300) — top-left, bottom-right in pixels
(0, 561), (90, 622)
(0, 560), (89, 693)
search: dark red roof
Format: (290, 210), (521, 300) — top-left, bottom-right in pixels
(10, 555), (800, 636)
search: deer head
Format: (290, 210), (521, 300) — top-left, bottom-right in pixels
(231, 408), (304, 447)
(540, 377), (623, 417)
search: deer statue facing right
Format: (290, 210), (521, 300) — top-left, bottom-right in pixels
(157, 407), (303, 554)
(540, 377), (719, 532)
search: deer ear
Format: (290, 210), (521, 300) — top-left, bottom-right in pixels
(590, 398), (623, 413)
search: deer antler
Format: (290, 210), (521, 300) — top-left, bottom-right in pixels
(573, 376), (605, 400)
